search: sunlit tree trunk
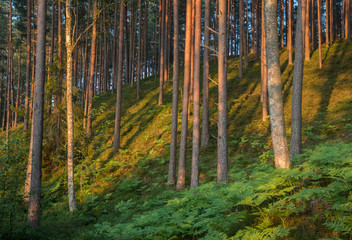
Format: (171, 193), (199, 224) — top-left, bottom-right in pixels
(137, 0), (142, 100)
(239, 0), (244, 78)
(264, 0), (290, 168)
(304, 0), (310, 61)
(14, 47), (21, 127)
(113, 0), (126, 153)
(168, 0), (179, 186)
(318, 0), (322, 68)
(288, 0), (293, 64)
(176, 0), (192, 190)
(27, 0), (46, 227)
(191, 0), (202, 188)
(65, 0), (77, 212)
(217, 0), (228, 182)
(24, 0), (31, 131)
(261, 0), (268, 121)
(86, 0), (97, 139)
(326, 0), (329, 46)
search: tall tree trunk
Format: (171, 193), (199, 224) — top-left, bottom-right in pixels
(112, 0), (126, 153)
(158, 0), (165, 105)
(201, 0), (210, 148)
(318, 0), (322, 68)
(218, 0), (228, 182)
(264, 0), (290, 168)
(168, 0), (179, 187)
(280, 0), (285, 48)
(290, 0), (305, 156)
(326, 0), (329, 46)
(347, 0), (351, 41)
(27, 0), (46, 227)
(191, 0), (202, 188)
(65, 0), (77, 212)
(56, 0), (62, 151)
(6, 0), (13, 143)
(176, 0), (192, 190)
(330, 0), (333, 43)
(305, 0), (310, 60)
(261, 0), (268, 121)
(14, 47), (21, 127)
(137, 0), (142, 100)
(144, 2), (149, 78)
(86, 0), (97, 139)
(311, 0), (316, 50)
(251, 0), (256, 54)
(24, 0), (31, 131)
(288, 0), (293, 64)
(239, 0), (244, 78)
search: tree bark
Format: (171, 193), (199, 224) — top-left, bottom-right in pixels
(168, 0), (179, 187)
(158, 0), (165, 105)
(14, 47), (21, 127)
(56, 0), (63, 150)
(137, 0), (142, 100)
(261, 0), (268, 121)
(239, 0), (244, 78)
(264, 0), (290, 168)
(176, 0), (192, 190)
(201, 0), (210, 148)
(290, 0), (304, 156)
(24, 0), (31, 131)
(113, 0), (126, 153)
(288, 0), (293, 64)
(304, 0), (310, 60)
(326, 0), (329, 46)
(27, 0), (46, 227)
(217, 0), (228, 182)
(318, 0), (322, 68)
(65, 0), (78, 212)
(86, 0), (97, 139)
(191, 0), (202, 188)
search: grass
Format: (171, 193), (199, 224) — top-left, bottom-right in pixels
(1, 40), (352, 239)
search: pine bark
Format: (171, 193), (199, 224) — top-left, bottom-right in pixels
(261, 0), (268, 121)
(201, 0), (210, 148)
(24, 0), (31, 131)
(65, 0), (77, 212)
(27, 0), (46, 227)
(290, 0), (304, 156)
(326, 0), (329, 46)
(168, 0), (179, 186)
(137, 0), (142, 100)
(191, 0), (202, 188)
(239, 0), (244, 78)
(158, 0), (165, 105)
(304, 0), (310, 60)
(14, 48), (21, 127)
(113, 0), (126, 153)
(288, 0), (293, 64)
(318, 0), (322, 68)
(86, 0), (97, 139)
(264, 0), (290, 168)
(218, 0), (228, 182)
(176, 0), (192, 190)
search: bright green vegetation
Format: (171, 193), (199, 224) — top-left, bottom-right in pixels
(1, 40), (352, 239)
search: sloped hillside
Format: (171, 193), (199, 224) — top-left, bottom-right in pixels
(1, 40), (352, 239)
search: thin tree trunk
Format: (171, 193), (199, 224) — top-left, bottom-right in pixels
(347, 0), (351, 41)
(330, 0), (333, 43)
(318, 0), (322, 68)
(56, 0), (62, 151)
(251, 0), (256, 54)
(14, 47), (21, 127)
(176, 0), (192, 190)
(86, 0), (97, 139)
(326, 0), (329, 46)
(311, 0), (316, 50)
(218, 0), (228, 182)
(290, 0), (305, 157)
(6, 0), (13, 143)
(280, 0), (284, 48)
(261, 0), (268, 121)
(191, 0), (202, 188)
(239, 0), (244, 78)
(158, 0), (165, 105)
(304, 0), (310, 60)
(24, 0), (31, 131)
(264, 0), (290, 168)
(288, 0), (293, 64)
(137, 0), (142, 100)
(27, 0), (46, 227)
(65, 0), (77, 212)
(112, 0), (126, 153)
(201, 0), (210, 148)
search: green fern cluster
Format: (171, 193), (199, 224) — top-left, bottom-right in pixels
(92, 141), (352, 239)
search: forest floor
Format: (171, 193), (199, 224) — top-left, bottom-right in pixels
(2, 40), (352, 239)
